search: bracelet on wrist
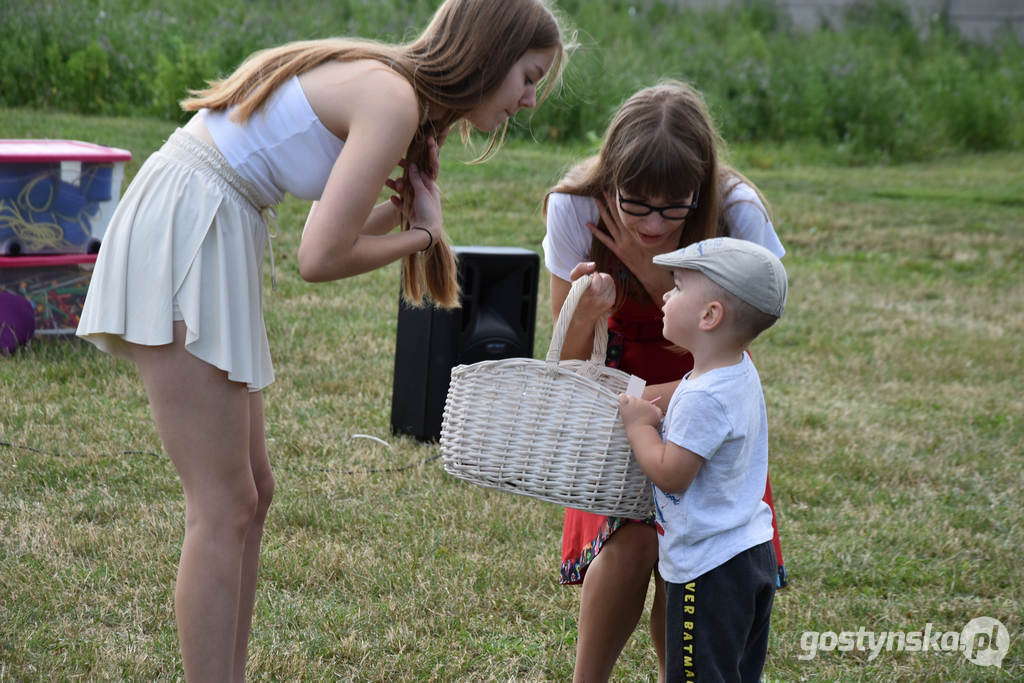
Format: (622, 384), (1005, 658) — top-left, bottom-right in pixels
(411, 226), (433, 253)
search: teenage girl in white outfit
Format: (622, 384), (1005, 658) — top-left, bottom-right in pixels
(77, 1), (568, 679)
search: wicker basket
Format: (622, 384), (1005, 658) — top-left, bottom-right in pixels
(440, 275), (654, 518)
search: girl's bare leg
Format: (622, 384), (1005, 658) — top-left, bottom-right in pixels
(651, 573), (667, 683)
(232, 391), (274, 681)
(130, 322), (261, 682)
(572, 522), (659, 682)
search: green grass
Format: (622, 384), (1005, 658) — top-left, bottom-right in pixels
(1, 108), (1022, 681)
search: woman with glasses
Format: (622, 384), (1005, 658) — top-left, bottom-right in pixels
(542, 80), (785, 682)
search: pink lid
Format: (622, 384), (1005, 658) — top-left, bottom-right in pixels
(0, 139), (132, 163)
(0, 254), (98, 268)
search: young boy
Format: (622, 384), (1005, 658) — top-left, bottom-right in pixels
(619, 237), (788, 682)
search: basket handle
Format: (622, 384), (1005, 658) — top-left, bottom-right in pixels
(546, 274), (608, 365)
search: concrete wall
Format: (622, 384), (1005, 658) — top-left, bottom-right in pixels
(668, 0), (1024, 42)
(946, 0), (1024, 42)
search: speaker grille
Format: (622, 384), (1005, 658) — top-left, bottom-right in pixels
(390, 246), (539, 441)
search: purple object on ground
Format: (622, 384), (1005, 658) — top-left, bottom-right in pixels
(0, 290), (35, 353)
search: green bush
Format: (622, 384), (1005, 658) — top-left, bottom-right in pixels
(1, 0), (1021, 162)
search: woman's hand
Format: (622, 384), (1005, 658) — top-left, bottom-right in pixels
(405, 162), (443, 242)
(568, 261), (616, 321)
(386, 134), (446, 239)
(586, 192), (675, 302)
(385, 133), (439, 192)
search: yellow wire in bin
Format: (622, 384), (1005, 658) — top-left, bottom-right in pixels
(18, 172), (57, 212)
(0, 167), (105, 254)
(0, 198), (74, 253)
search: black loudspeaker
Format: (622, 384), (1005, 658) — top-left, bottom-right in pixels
(390, 246), (540, 441)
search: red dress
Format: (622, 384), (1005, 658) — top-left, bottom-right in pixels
(559, 295), (787, 587)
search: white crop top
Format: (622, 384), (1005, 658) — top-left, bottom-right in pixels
(202, 75), (345, 206)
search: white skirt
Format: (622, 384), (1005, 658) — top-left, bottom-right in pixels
(77, 128), (275, 390)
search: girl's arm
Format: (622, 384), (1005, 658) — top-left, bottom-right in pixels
(297, 70), (438, 282)
(550, 263), (616, 361)
(304, 199), (402, 238)
(551, 268), (679, 408)
(307, 125), (445, 241)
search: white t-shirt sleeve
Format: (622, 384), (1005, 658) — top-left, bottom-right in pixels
(665, 386), (731, 460)
(542, 192), (600, 281)
(723, 182), (785, 258)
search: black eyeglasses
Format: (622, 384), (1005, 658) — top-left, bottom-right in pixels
(617, 189), (698, 220)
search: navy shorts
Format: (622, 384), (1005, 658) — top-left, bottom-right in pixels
(664, 541), (777, 682)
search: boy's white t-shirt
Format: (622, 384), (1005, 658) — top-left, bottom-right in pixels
(654, 353), (775, 584)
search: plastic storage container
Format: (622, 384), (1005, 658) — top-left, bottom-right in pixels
(0, 254), (97, 335)
(0, 139), (131, 255)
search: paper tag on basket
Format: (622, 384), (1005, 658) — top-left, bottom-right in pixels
(625, 374), (646, 397)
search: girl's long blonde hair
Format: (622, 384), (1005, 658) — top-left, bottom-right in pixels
(183, 0), (568, 308)
(545, 80), (770, 307)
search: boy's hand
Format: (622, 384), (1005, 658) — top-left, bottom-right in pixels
(619, 394), (662, 429)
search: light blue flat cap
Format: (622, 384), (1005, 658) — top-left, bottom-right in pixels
(653, 237), (788, 317)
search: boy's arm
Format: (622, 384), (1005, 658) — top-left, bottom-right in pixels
(620, 394), (704, 494)
(644, 441), (703, 494)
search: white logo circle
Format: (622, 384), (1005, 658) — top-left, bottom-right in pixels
(960, 616), (1009, 667)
